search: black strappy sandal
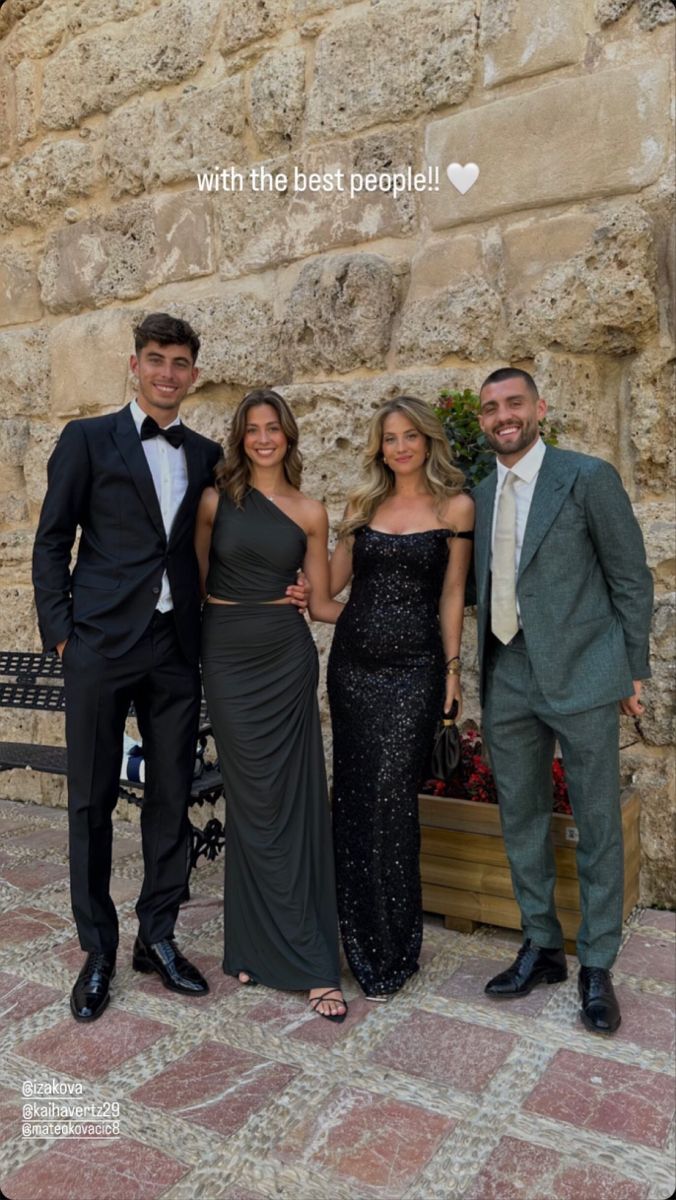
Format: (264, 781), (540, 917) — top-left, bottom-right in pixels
(309, 989), (348, 1024)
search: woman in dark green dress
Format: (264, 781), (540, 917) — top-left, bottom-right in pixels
(195, 390), (347, 1021)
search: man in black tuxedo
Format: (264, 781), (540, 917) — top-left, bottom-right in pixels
(32, 313), (222, 1021)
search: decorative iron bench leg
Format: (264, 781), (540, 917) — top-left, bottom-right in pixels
(189, 817), (225, 870)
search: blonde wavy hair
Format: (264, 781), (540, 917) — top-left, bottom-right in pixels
(338, 395), (465, 538)
(215, 389), (302, 508)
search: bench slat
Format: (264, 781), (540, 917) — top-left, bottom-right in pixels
(0, 742), (67, 774)
(0, 684), (66, 710)
(0, 651), (64, 679)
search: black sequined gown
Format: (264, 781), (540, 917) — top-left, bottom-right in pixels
(327, 525), (453, 997)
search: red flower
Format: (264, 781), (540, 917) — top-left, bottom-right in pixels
(427, 729), (571, 813)
(552, 758), (572, 815)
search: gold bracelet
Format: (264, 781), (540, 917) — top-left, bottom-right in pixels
(446, 664), (462, 676)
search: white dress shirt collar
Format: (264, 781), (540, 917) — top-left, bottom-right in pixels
(496, 437), (546, 487)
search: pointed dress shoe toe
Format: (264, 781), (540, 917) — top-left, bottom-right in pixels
(132, 936), (209, 995)
(578, 966), (621, 1034)
(485, 939), (568, 997)
(70, 951), (116, 1022)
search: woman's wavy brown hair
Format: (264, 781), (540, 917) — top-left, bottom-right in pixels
(337, 395), (465, 538)
(215, 389), (302, 507)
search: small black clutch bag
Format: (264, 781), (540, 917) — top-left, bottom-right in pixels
(429, 699), (460, 784)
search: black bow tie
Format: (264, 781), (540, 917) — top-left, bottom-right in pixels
(140, 415), (185, 449)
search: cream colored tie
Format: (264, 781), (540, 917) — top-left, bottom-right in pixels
(491, 471), (519, 644)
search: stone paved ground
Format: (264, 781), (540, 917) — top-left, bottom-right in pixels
(0, 797), (674, 1200)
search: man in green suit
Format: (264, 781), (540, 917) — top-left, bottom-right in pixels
(473, 367), (653, 1034)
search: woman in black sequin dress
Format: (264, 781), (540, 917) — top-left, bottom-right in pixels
(328, 396), (474, 1000)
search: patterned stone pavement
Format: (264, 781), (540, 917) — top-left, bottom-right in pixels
(0, 796), (674, 1200)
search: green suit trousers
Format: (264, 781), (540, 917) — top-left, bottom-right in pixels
(483, 632), (623, 969)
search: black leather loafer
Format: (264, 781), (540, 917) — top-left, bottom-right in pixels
(70, 951), (116, 1022)
(132, 936), (209, 995)
(485, 939), (567, 997)
(578, 966), (621, 1034)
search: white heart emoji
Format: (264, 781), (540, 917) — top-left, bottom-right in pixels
(446, 162), (479, 195)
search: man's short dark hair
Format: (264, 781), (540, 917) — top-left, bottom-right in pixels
(479, 367), (539, 399)
(133, 313), (201, 363)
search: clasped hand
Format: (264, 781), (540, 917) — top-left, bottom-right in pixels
(286, 570), (310, 612)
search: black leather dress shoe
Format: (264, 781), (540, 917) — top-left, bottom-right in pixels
(578, 966), (621, 1034)
(70, 951), (116, 1022)
(485, 939), (568, 997)
(132, 936), (209, 995)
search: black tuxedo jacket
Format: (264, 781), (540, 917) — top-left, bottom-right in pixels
(32, 405), (221, 663)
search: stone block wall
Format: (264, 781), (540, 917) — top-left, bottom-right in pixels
(0, 0), (674, 903)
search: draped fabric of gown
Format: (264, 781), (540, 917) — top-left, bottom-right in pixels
(201, 488), (340, 990)
(328, 525), (456, 997)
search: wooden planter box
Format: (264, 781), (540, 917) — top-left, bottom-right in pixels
(419, 788), (640, 953)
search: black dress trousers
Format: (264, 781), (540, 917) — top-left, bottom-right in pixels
(63, 611), (200, 954)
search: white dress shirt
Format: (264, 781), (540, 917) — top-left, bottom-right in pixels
(490, 437), (546, 622)
(130, 398), (188, 612)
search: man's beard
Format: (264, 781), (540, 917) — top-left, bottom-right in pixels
(484, 418), (539, 457)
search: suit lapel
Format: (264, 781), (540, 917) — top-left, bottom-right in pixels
(518, 447), (578, 579)
(474, 471), (497, 602)
(111, 405), (166, 540)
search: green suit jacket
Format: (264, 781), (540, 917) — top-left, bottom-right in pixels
(473, 446), (653, 714)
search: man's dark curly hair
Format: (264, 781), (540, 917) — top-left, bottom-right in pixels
(133, 313), (200, 363)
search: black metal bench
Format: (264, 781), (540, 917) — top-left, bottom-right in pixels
(0, 650), (225, 868)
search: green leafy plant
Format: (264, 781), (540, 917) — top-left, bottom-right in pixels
(435, 388), (558, 487)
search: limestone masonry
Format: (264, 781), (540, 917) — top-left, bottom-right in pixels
(0, 0), (674, 902)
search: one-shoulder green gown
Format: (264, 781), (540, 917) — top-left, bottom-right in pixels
(201, 488), (341, 990)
